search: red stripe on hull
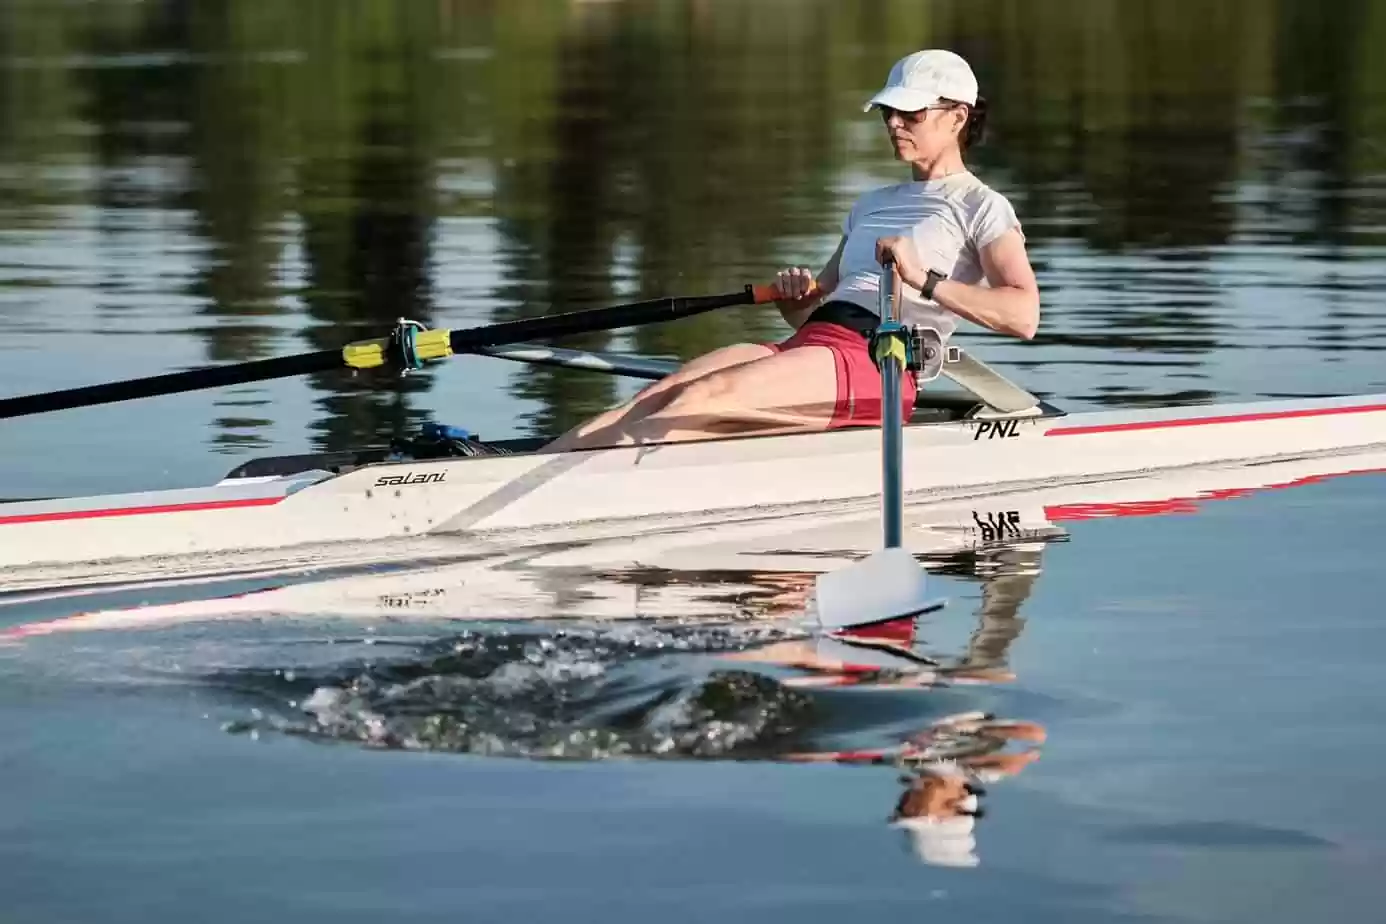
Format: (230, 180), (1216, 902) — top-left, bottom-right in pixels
(1045, 402), (1386, 437)
(0, 495), (285, 526)
(1044, 467), (1386, 522)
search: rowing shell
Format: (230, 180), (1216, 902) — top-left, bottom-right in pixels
(3, 383), (1385, 585)
(5, 443), (1383, 636)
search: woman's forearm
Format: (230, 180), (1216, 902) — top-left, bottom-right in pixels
(778, 286), (830, 328)
(874, 230), (1040, 341)
(928, 278), (1039, 340)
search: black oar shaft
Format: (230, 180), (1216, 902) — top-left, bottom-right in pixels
(0, 287), (762, 421)
(446, 290), (757, 352)
(0, 349), (342, 420)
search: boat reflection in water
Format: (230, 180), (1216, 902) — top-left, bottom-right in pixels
(7, 449), (1386, 868)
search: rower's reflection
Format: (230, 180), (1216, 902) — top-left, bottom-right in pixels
(737, 539), (1050, 869)
(887, 712), (1044, 868)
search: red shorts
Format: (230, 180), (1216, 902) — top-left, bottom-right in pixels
(765, 320), (917, 429)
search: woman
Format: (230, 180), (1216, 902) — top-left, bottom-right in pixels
(543, 49), (1039, 454)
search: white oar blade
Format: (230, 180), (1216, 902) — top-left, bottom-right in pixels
(812, 546), (944, 632)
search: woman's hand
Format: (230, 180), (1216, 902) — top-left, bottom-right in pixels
(770, 266), (818, 301)
(874, 235), (926, 290)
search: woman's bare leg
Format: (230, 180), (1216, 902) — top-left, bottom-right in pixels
(543, 342), (774, 452)
(550, 345), (841, 451)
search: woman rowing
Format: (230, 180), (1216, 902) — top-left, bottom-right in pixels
(543, 49), (1040, 453)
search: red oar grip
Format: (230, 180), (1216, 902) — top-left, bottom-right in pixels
(750, 283), (821, 304)
(750, 284), (781, 303)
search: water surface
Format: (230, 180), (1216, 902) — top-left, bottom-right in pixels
(3, 1), (1386, 921)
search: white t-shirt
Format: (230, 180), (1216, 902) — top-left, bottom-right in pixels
(830, 171), (1023, 341)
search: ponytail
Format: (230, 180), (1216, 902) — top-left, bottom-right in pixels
(960, 96), (988, 150)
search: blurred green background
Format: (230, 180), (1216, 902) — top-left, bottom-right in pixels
(1, 0), (1382, 453)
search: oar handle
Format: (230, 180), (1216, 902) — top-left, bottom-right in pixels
(878, 254), (902, 322)
(748, 283), (823, 304)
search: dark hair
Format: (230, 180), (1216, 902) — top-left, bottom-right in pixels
(960, 96), (988, 150)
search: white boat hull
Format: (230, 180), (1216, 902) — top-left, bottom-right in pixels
(5, 442), (1384, 638)
(2, 392), (1385, 585)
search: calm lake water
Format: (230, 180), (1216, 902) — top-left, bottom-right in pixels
(3, 0), (1386, 921)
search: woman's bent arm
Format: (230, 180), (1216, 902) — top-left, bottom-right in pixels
(930, 229), (1040, 340)
(875, 230), (1040, 340)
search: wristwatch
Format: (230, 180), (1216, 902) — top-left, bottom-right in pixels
(921, 269), (948, 300)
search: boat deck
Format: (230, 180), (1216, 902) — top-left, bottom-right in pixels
(221, 390), (1064, 480)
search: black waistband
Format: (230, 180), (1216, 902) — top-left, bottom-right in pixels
(806, 300), (881, 337)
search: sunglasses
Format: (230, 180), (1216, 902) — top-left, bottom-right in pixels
(878, 103), (962, 124)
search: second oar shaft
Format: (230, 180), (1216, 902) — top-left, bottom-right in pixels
(879, 263), (905, 549)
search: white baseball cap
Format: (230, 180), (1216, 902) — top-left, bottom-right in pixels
(864, 49), (979, 113)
